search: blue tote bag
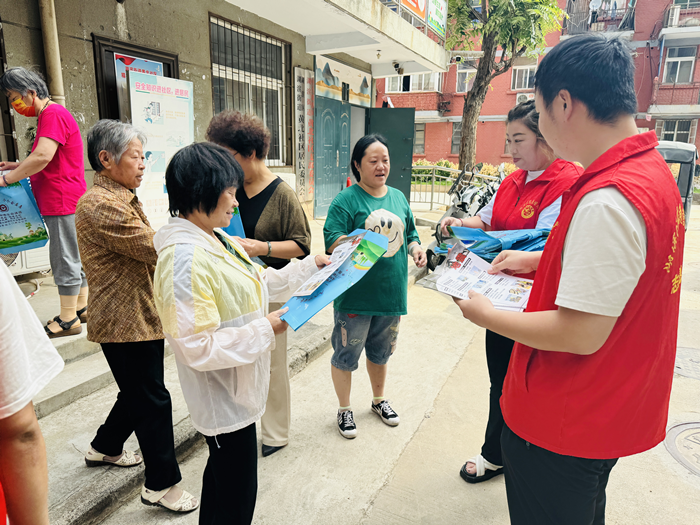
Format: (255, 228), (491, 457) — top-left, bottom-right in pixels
(0, 178), (49, 255)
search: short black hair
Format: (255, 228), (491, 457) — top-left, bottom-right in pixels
(535, 33), (637, 124)
(350, 134), (389, 181)
(165, 142), (244, 217)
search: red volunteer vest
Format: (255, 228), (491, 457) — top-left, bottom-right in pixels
(490, 158), (582, 232)
(501, 132), (684, 459)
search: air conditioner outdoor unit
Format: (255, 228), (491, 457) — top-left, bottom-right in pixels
(516, 93), (536, 104)
(669, 5), (681, 28)
(2, 244), (51, 276)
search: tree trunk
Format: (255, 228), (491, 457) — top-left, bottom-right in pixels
(458, 30), (499, 170)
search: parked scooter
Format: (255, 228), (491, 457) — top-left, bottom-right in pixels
(425, 164), (506, 271)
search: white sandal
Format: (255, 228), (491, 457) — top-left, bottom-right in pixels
(85, 447), (142, 468)
(459, 454), (504, 484)
(141, 485), (199, 513)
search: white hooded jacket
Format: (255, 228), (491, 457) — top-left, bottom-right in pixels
(153, 217), (318, 436)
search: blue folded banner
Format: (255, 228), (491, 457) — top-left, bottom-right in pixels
(0, 179), (49, 255)
(281, 229), (388, 331)
(447, 226), (549, 262)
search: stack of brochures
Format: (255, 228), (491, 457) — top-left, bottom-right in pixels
(447, 226), (549, 262)
(281, 229), (388, 330)
(424, 241), (533, 312)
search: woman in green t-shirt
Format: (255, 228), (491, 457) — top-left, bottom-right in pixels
(323, 134), (426, 439)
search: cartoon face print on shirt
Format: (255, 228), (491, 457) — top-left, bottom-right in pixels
(365, 209), (405, 257)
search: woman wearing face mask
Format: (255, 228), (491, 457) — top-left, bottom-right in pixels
(324, 134), (427, 440)
(440, 100), (582, 484)
(0, 67), (88, 338)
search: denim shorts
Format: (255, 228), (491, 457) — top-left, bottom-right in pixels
(330, 310), (401, 372)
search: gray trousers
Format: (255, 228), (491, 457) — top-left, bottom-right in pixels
(44, 214), (87, 295)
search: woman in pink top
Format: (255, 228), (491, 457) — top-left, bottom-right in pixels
(0, 67), (88, 338)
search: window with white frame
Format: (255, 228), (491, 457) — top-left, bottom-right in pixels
(663, 47), (697, 84)
(451, 122), (462, 155)
(385, 72), (442, 93)
(414, 123), (425, 154)
(656, 119), (697, 144)
(511, 65), (536, 91)
(210, 16), (290, 165)
(456, 61), (477, 93)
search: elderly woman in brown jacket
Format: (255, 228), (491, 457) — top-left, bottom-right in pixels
(75, 120), (197, 513)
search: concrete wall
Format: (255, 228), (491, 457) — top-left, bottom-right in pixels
(0, 0), (334, 188)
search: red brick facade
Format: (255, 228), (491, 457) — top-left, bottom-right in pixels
(378, 1), (700, 166)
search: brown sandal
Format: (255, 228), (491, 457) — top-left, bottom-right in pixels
(44, 315), (82, 339)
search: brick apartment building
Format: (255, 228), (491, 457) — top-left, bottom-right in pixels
(376, 0), (700, 167)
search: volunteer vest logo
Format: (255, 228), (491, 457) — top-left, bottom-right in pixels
(520, 199), (539, 219)
(666, 204), (685, 294)
(365, 209), (404, 257)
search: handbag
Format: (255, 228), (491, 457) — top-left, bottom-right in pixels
(0, 178), (49, 255)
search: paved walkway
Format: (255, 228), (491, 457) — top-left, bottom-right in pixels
(101, 206), (700, 524)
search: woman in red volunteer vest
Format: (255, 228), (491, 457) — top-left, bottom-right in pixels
(440, 100), (581, 484)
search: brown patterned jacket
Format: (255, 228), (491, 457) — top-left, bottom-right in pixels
(75, 173), (163, 343)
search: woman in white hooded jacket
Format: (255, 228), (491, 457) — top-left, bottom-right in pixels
(152, 143), (328, 525)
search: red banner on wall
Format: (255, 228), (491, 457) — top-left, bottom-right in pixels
(402, 0), (427, 20)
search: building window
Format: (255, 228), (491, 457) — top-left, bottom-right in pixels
(657, 119), (697, 143)
(451, 122), (462, 155)
(210, 16), (291, 165)
(511, 65), (536, 91)
(385, 72), (442, 93)
(674, 1), (700, 9)
(456, 62), (477, 93)
(664, 47), (696, 84)
(414, 123), (425, 154)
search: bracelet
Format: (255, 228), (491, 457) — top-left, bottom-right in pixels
(266, 241), (272, 257)
(460, 217), (465, 227)
(2, 174), (8, 186)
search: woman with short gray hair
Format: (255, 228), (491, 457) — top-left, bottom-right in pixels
(0, 67), (88, 338)
(75, 119), (198, 514)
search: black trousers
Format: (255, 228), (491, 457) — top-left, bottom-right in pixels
(502, 424), (618, 525)
(480, 329), (515, 466)
(91, 339), (181, 491)
(200, 424), (258, 525)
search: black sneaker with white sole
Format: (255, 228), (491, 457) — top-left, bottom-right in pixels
(371, 400), (400, 426)
(337, 410), (357, 439)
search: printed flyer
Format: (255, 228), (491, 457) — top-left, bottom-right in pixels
(433, 241), (533, 312)
(281, 229), (388, 330)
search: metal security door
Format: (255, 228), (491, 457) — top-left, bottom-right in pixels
(366, 107), (415, 201)
(339, 105), (350, 189)
(314, 96), (349, 217)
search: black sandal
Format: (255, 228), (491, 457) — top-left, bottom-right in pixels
(77, 306), (88, 324)
(44, 315), (82, 339)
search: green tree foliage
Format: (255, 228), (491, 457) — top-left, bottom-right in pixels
(447, 0), (563, 169)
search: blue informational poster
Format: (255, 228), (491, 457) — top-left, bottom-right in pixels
(0, 179), (49, 255)
(281, 229), (388, 331)
(447, 226), (550, 262)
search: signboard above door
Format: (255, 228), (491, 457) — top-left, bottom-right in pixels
(315, 56), (372, 108)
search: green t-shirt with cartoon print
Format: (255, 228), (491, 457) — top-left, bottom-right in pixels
(323, 184), (420, 316)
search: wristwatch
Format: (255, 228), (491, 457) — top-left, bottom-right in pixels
(266, 241), (272, 257)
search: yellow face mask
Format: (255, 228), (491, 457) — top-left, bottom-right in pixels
(11, 97), (36, 117)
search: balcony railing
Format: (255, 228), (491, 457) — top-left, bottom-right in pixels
(664, 3), (700, 29)
(378, 0), (446, 45)
(562, 2), (635, 36)
(652, 78), (700, 106)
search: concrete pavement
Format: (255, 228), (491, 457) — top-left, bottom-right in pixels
(100, 207), (700, 524)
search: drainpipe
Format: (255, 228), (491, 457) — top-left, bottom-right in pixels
(37, 0), (66, 106)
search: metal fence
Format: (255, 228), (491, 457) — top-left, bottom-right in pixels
(410, 165), (498, 210)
